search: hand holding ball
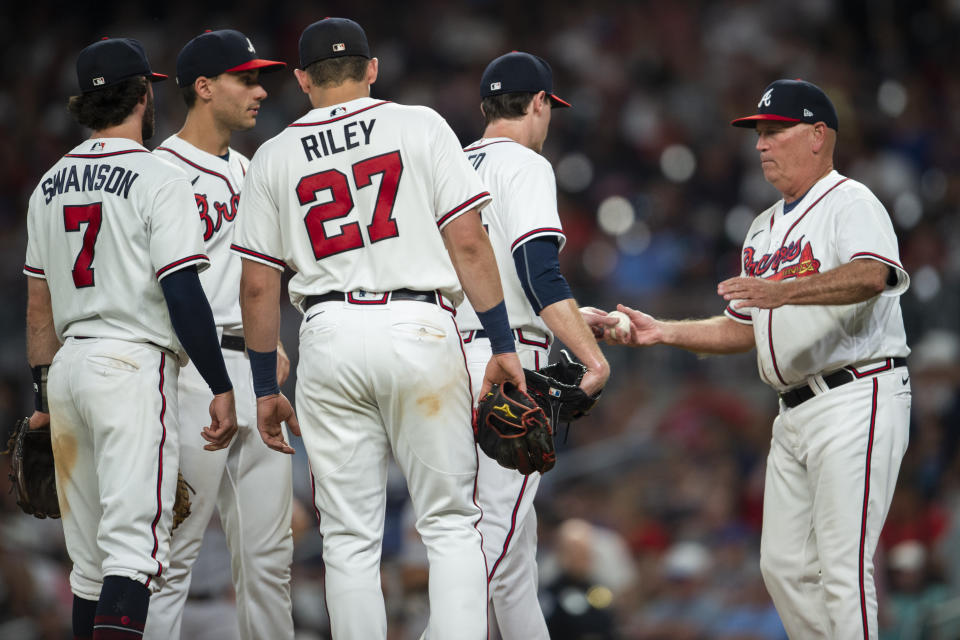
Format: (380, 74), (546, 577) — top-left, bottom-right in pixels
(607, 310), (631, 341)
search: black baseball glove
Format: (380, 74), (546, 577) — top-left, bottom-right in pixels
(524, 350), (602, 425)
(475, 382), (556, 475)
(5, 417), (60, 519)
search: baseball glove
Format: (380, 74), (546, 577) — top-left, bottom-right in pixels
(172, 472), (194, 531)
(475, 382), (555, 475)
(524, 350), (602, 425)
(5, 417), (60, 519)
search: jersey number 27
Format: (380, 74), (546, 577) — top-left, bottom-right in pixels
(297, 150), (403, 261)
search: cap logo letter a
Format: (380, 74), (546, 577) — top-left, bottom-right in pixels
(759, 88), (773, 108)
(490, 81), (501, 91)
(332, 42), (345, 52)
(93, 77), (105, 86)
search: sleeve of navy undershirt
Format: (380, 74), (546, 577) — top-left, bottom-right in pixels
(160, 267), (232, 394)
(512, 237), (573, 314)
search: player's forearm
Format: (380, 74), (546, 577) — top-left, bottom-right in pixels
(239, 260), (282, 352)
(441, 210), (505, 312)
(540, 299), (610, 381)
(660, 315), (755, 354)
(26, 278), (60, 366)
(779, 259), (890, 305)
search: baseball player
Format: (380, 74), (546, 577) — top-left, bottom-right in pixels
(459, 51), (609, 638)
(23, 38), (237, 639)
(144, 30), (294, 640)
(591, 79), (911, 639)
(231, 17), (525, 639)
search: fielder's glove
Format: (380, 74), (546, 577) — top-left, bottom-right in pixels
(524, 350), (602, 425)
(475, 382), (555, 475)
(5, 417), (60, 519)
(172, 472), (194, 531)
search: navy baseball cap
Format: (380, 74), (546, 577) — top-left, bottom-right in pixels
(299, 18), (371, 69)
(76, 37), (168, 93)
(731, 79), (838, 131)
(480, 51), (570, 108)
(177, 30), (286, 87)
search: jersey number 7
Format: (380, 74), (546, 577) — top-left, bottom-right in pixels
(64, 203), (103, 288)
(297, 150), (403, 261)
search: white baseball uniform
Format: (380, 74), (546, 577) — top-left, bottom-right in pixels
(23, 137), (209, 600)
(232, 97), (492, 639)
(145, 135), (294, 640)
(724, 170), (911, 639)
(459, 137), (566, 639)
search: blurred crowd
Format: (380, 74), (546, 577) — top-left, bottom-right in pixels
(2, 1), (960, 638)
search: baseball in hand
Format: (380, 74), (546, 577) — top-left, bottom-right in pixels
(607, 310), (631, 340)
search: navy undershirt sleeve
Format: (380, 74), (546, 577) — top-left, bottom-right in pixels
(512, 237), (573, 314)
(160, 266), (232, 394)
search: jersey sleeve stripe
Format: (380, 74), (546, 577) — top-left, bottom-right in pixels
(230, 243), (287, 269)
(850, 252), (903, 270)
(23, 264), (45, 276)
(437, 191), (491, 228)
(509, 228), (565, 252)
(724, 305), (752, 323)
(156, 254), (209, 279)
(288, 100), (391, 127)
(155, 147), (238, 196)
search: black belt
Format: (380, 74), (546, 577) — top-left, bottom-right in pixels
(780, 357), (907, 408)
(220, 334), (246, 352)
(304, 289), (441, 310)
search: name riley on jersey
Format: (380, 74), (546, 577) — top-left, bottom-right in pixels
(41, 162), (139, 204)
(300, 118), (376, 161)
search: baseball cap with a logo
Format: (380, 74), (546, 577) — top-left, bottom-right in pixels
(480, 51), (570, 108)
(731, 79), (838, 131)
(177, 29), (286, 87)
(76, 37), (168, 93)
(299, 17), (371, 69)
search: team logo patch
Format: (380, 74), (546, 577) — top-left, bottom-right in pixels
(330, 106), (347, 117)
(494, 403), (518, 419)
(759, 88), (773, 108)
(332, 42), (345, 52)
(490, 81), (501, 91)
(93, 77), (105, 87)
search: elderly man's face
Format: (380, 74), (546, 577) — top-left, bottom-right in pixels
(754, 121), (816, 195)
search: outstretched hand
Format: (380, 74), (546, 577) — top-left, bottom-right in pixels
(580, 307), (620, 341)
(606, 304), (663, 347)
(255, 393), (301, 455)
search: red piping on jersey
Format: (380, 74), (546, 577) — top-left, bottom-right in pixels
(230, 243), (287, 269)
(156, 254), (208, 279)
(766, 178), (849, 385)
(848, 358), (894, 379)
(488, 475), (529, 582)
(515, 328), (550, 349)
(859, 379), (879, 638)
(287, 100), (391, 127)
(850, 252), (903, 270)
(509, 227), (565, 252)
(64, 149), (149, 159)
(437, 191), (490, 227)
(155, 146), (239, 196)
(23, 265), (45, 276)
(463, 139), (513, 152)
(725, 305), (750, 322)
(146, 353), (168, 588)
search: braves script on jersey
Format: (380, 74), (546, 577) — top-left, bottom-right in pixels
(723, 170), (910, 390)
(458, 137), (565, 342)
(24, 138), (209, 358)
(155, 136), (247, 332)
(232, 97), (490, 305)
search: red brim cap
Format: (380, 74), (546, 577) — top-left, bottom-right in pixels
(730, 113), (803, 128)
(225, 59), (286, 74)
(549, 93), (571, 108)
(147, 72), (169, 82)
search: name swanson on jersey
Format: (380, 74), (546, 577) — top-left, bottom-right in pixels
(41, 162), (139, 203)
